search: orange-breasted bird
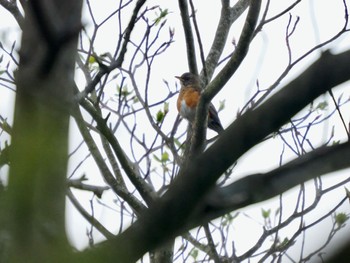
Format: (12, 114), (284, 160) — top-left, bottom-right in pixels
(175, 72), (224, 134)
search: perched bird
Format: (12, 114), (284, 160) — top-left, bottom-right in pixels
(175, 72), (224, 134)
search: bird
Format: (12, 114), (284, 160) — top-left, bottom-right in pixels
(175, 72), (224, 134)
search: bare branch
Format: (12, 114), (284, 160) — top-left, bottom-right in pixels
(67, 178), (110, 198)
(178, 0), (198, 74)
(79, 98), (158, 206)
(189, 0), (206, 80)
(204, 141), (350, 221)
(204, 0), (262, 101)
(72, 100), (147, 214)
(67, 188), (115, 239)
(202, 0), (250, 82)
(328, 89), (350, 140)
(80, 0), (147, 97)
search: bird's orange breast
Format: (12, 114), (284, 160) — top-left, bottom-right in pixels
(177, 87), (200, 121)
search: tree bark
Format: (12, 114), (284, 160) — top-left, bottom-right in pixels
(1, 1), (82, 262)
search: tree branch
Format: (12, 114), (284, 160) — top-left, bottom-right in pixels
(72, 101), (147, 214)
(76, 44), (350, 263)
(203, 0), (261, 102)
(189, 0), (206, 80)
(79, 99), (158, 206)
(67, 179), (110, 198)
(79, 0), (147, 97)
(178, 0), (198, 74)
(203, 141), (350, 222)
(67, 188), (114, 240)
(202, 0), (250, 82)
(192, 0), (261, 153)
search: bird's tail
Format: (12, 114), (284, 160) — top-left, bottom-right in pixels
(208, 103), (224, 134)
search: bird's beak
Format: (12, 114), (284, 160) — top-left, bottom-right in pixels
(175, 76), (181, 80)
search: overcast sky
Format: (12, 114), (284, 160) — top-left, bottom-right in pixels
(1, 1), (350, 261)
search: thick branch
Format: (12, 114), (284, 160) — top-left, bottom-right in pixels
(202, 0), (250, 81)
(203, 141), (350, 222)
(203, 0), (261, 102)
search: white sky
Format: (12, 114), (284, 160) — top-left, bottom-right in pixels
(1, 0), (350, 262)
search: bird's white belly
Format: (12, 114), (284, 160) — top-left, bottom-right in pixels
(179, 99), (195, 121)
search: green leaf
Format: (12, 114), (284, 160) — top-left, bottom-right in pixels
(190, 248), (198, 260)
(161, 152), (169, 162)
(277, 237), (295, 248)
(154, 8), (169, 25)
(173, 138), (181, 147)
(117, 85), (131, 97)
(222, 212), (238, 226)
(332, 140), (340, 145)
(335, 212), (349, 227)
(133, 96), (139, 103)
(316, 101), (328, 111)
(218, 99), (225, 112)
(261, 208), (271, 219)
(156, 110), (165, 124)
(122, 87), (130, 96)
(163, 102), (169, 114)
(159, 8), (169, 18)
(280, 237), (289, 246)
(88, 55), (96, 64)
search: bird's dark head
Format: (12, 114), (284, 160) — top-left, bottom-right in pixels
(175, 72), (201, 87)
